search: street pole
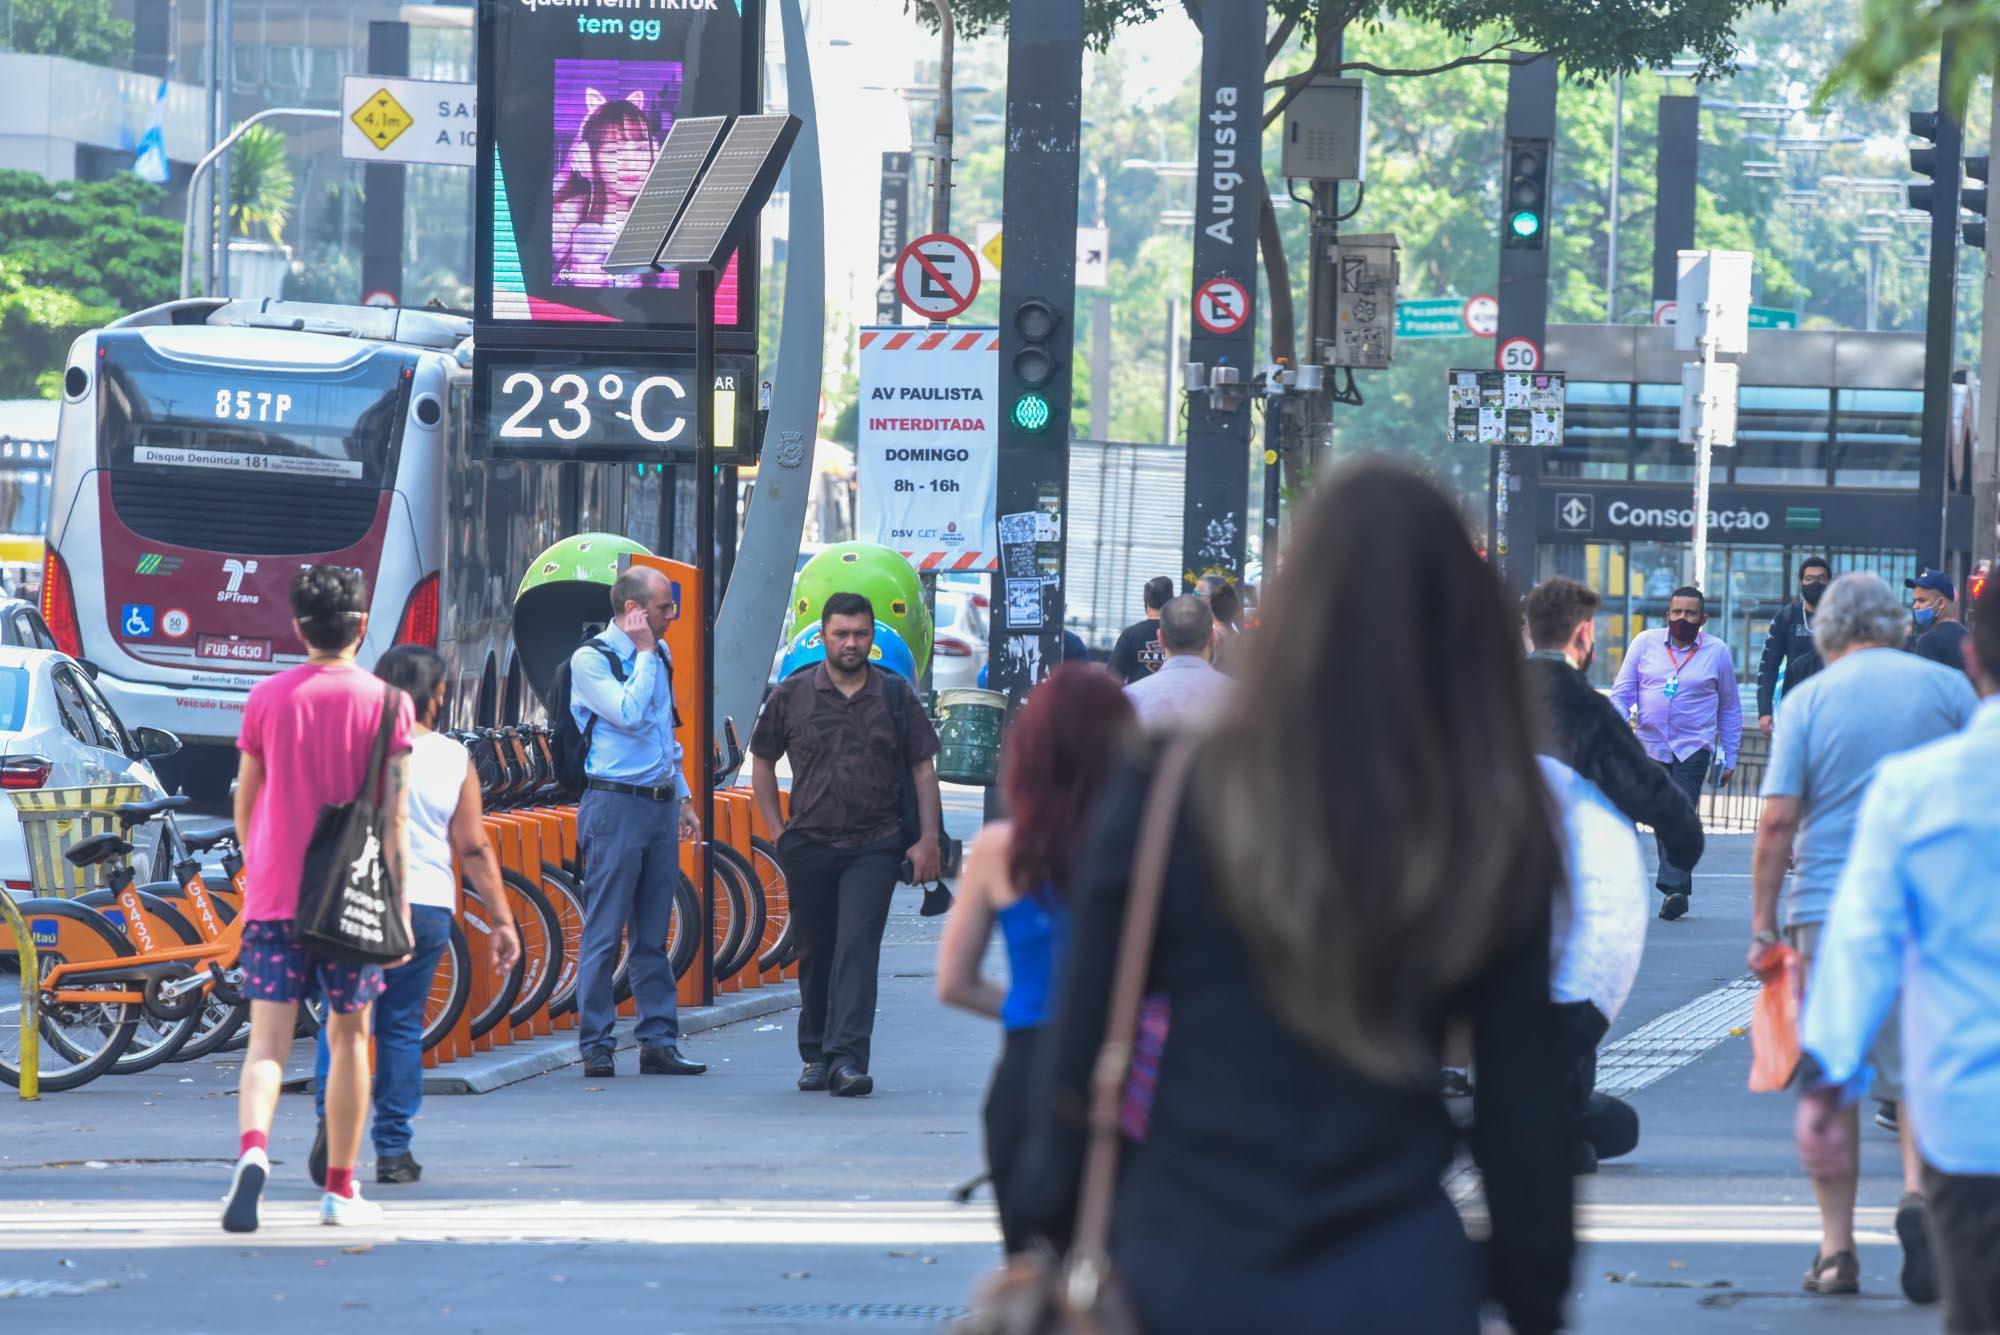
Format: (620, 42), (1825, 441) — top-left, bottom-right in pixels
(363, 21), (410, 304)
(1866, 240), (1880, 331)
(695, 266), (718, 1008)
(202, 0), (218, 295)
(1607, 72), (1622, 322)
(1917, 36), (1962, 573)
(215, 0), (234, 298)
(1491, 53), (1557, 597)
(1691, 315), (1717, 586)
(1977, 72), (2000, 572)
(1163, 294), (1180, 444)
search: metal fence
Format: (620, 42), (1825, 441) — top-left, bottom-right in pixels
(1694, 728), (1770, 835)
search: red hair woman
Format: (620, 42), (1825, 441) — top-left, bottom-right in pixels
(935, 664), (1135, 1253)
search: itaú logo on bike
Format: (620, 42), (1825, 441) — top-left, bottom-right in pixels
(1606, 501), (1772, 532)
(217, 559), (260, 604)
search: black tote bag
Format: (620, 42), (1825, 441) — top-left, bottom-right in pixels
(294, 688), (413, 966)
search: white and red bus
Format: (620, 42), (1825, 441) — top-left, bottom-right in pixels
(42, 298), (606, 800)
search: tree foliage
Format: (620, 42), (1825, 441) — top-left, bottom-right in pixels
(0, 170), (180, 397)
(1818, 0), (1997, 120)
(2, 0), (134, 66)
(228, 125), (296, 246)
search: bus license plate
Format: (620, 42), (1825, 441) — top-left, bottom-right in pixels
(196, 636), (271, 663)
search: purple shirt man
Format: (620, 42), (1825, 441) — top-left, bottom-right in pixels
(1608, 586), (1742, 920)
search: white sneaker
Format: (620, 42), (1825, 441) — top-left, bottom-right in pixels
(319, 1188), (385, 1227)
(220, 1148), (268, 1233)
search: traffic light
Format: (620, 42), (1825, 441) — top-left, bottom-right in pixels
(1909, 109), (1947, 214)
(1502, 138), (1552, 250)
(1964, 154), (1989, 250)
(1009, 298), (1061, 434)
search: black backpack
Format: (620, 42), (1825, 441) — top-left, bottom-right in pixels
(547, 637), (625, 800)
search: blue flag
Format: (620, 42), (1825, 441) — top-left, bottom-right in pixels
(133, 77), (170, 184)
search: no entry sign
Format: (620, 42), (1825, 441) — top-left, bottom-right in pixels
(1194, 276), (1251, 335)
(897, 233), (981, 321)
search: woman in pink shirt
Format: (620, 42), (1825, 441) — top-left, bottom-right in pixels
(222, 566), (413, 1233)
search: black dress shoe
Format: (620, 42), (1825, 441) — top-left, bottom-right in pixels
(828, 1062), (874, 1098)
(376, 1153), (422, 1185)
(582, 1047), (616, 1078)
(1658, 892), (1690, 922)
(308, 1116), (328, 1188)
(798, 1061), (829, 1092)
(639, 1044), (707, 1075)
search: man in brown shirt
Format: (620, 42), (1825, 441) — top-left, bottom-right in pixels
(751, 592), (942, 1097)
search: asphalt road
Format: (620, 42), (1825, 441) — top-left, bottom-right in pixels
(0, 799), (1940, 1333)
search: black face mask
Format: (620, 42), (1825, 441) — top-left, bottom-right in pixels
(1801, 580), (1827, 608)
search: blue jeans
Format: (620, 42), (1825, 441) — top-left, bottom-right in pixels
(575, 788), (682, 1054)
(314, 904), (454, 1158)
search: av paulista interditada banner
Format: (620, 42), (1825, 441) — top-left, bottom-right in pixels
(856, 326), (999, 571)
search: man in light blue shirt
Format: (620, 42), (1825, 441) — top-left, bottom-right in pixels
(1124, 596), (1234, 730)
(1609, 585), (1742, 920)
(1795, 581), (2000, 1329)
(570, 565), (705, 1080)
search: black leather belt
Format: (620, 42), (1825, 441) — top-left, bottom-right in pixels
(585, 778), (678, 803)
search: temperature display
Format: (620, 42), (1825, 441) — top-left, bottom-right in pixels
(477, 351), (756, 463)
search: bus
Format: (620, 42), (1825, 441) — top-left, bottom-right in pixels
(42, 298), (610, 801)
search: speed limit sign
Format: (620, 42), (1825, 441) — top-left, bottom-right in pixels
(1497, 337), (1542, 372)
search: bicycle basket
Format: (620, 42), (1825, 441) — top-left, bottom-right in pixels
(7, 785), (151, 896)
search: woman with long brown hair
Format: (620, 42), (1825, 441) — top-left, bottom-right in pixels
(1014, 459), (1575, 1333)
(936, 664), (1135, 1253)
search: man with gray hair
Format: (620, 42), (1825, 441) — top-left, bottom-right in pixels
(1750, 571), (1978, 1302)
(1123, 595), (1234, 729)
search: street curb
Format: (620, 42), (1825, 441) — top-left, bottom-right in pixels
(421, 985), (802, 1096)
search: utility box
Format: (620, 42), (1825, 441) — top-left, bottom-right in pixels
(1679, 359), (1740, 446)
(1674, 250), (1752, 355)
(1282, 76), (1368, 182)
(1328, 232), (1399, 370)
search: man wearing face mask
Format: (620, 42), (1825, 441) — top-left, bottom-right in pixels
(1757, 557), (1831, 735)
(1905, 569), (1972, 678)
(1610, 586), (1743, 921)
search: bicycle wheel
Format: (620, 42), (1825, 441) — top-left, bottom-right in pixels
(540, 864), (586, 1019)
(0, 899), (140, 1091)
(463, 886), (524, 1041)
(421, 917), (471, 1052)
(71, 889), (205, 1074)
(610, 871), (697, 1003)
(501, 868), (562, 1028)
(711, 843), (766, 982)
(750, 836), (794, 976)
(167, 890), (247, 1063)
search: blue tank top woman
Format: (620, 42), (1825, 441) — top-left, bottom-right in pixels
(998, 886), (1068, 1032)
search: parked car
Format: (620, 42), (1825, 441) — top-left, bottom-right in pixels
(0, 598), (59, 651)
(932, 587), (989, 693)
(0, 646), (179, 896)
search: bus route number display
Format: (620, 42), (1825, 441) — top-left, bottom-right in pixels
(477, 350), (755, 463)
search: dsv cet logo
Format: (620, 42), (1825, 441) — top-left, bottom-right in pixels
(218, 559), (260, 605)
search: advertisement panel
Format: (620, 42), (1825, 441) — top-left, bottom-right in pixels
(856, 327), (999, 570)
(475, 0), (760, 338)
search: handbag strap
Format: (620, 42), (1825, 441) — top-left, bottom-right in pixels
(359, 686), (403, 809)
(1070, 737), (1197, 1263)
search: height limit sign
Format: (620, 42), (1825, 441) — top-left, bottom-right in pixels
(897, 233), (981, 321)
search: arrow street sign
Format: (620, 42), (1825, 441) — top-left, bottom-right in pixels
(896, 233), (981, 320)
(974, 222), (1110, 290)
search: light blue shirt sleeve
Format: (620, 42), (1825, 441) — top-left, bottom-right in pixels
(1714, 643), (1743, 768)
(1761, 691), (1806, 798)
(1608, 636), (1642, 719)
(571, 632), (661, 731)
(1800, 767), (1911, 1096)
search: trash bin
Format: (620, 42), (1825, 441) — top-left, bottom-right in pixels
(7, 786), (150, 897)
(933, 688), (1007, 787)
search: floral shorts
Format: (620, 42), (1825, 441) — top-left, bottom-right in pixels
(240, 921), (386, 1014)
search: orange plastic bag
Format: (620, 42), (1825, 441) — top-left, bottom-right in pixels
(1749, 944), (1801, 1092)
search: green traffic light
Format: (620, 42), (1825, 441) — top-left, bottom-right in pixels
(1011, 392), (1053, 434)
(1509, 210), (1542, 239)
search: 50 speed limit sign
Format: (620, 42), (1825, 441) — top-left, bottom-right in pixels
(1497, 336), (1542, 372)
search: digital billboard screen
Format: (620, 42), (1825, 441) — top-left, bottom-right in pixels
(476, 1), (760, 336)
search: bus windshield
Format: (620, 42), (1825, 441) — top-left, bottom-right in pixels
(96, 333), (409, 489)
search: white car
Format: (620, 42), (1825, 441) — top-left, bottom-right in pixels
(932, 587), (990, 693)
(0, 646), (179, 897)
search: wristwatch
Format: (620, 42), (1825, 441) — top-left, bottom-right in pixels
(1752, 929), (1782, 947)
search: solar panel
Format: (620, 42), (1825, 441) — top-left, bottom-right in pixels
(604, 117), (727, 272)
(658, 114), (799, 269)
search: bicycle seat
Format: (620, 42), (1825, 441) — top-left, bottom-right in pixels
(178, 818), (238, 853)
(65, 832), (135, 868)
(115, 794), (192, 826)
